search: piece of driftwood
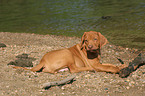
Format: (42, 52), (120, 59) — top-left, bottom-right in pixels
(43, 75), (76, 89)
(119, 52), (145, 78)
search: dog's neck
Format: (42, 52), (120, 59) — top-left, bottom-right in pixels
(80, 45), (100, 59)
(77, 43), (100, 59)
(86, 49), (100, 59)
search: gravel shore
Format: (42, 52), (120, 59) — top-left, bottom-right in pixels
(0, 32), (145, 96)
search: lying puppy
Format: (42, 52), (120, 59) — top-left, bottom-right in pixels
(14, 31), (123, 74)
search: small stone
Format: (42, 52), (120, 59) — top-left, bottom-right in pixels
(61, 86), (65, 90)
(126, 79), (130, 82)
(61, 93), (65, 95)
(140, 79), (145, 83)
(6, 86), (9, 88)
(130, 81), (135, 84)
(105, 88), (108, 90)
(85, 74), (91, 78)
(0, 43), (6, 48)
(126, 86), (130, 89)
(115, 52), (119, 55)
(126, 48), (129, 50)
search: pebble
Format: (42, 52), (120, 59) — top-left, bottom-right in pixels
(115, 52), (119, 55)
(105, 88), (108, 90)
(140, 79), (145, 83)
(85, 74), (91, 78)
(126, 48), (129, 50)
(126, 86), (130, 89)
(0, 43), (6, 48)
(61, 86), (65, 90)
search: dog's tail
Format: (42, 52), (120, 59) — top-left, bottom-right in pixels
(13, 66), (31, 70)
(30, 62), (44, 72)
(13, 62), (44, 72)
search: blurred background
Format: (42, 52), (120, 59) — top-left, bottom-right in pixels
(0, 0), (145, 50)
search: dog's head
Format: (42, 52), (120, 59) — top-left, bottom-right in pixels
(81, 31), (108, 52)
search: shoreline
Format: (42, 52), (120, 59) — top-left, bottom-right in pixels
(0, 32), (144, 52)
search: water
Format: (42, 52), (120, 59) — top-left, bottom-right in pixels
(0, 0), (145, 50)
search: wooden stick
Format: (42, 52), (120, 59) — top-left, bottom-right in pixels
(119, 52), (145, 78)
(43, 75), (76, 89)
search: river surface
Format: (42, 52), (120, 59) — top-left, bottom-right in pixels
(0, 0), (145, 50)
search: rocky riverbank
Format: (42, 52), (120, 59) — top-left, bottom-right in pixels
(0, 32), (144, 96)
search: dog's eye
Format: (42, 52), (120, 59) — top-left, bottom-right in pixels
(94, 38), (97, 41)
(84, 40), (88, 42)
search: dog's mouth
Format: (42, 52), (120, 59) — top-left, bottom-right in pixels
(87, 49), (98, 53)
(85, 46), (99, 53)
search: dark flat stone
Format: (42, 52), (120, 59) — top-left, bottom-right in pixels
(8, 53), (36, 67)
(0, 43), (6, 48)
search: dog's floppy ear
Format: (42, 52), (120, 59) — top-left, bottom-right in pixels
(98, 32), (108, 48)
(80, 32), (87, 50)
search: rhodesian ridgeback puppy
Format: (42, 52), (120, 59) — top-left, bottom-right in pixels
(14, 31), (123, 74)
